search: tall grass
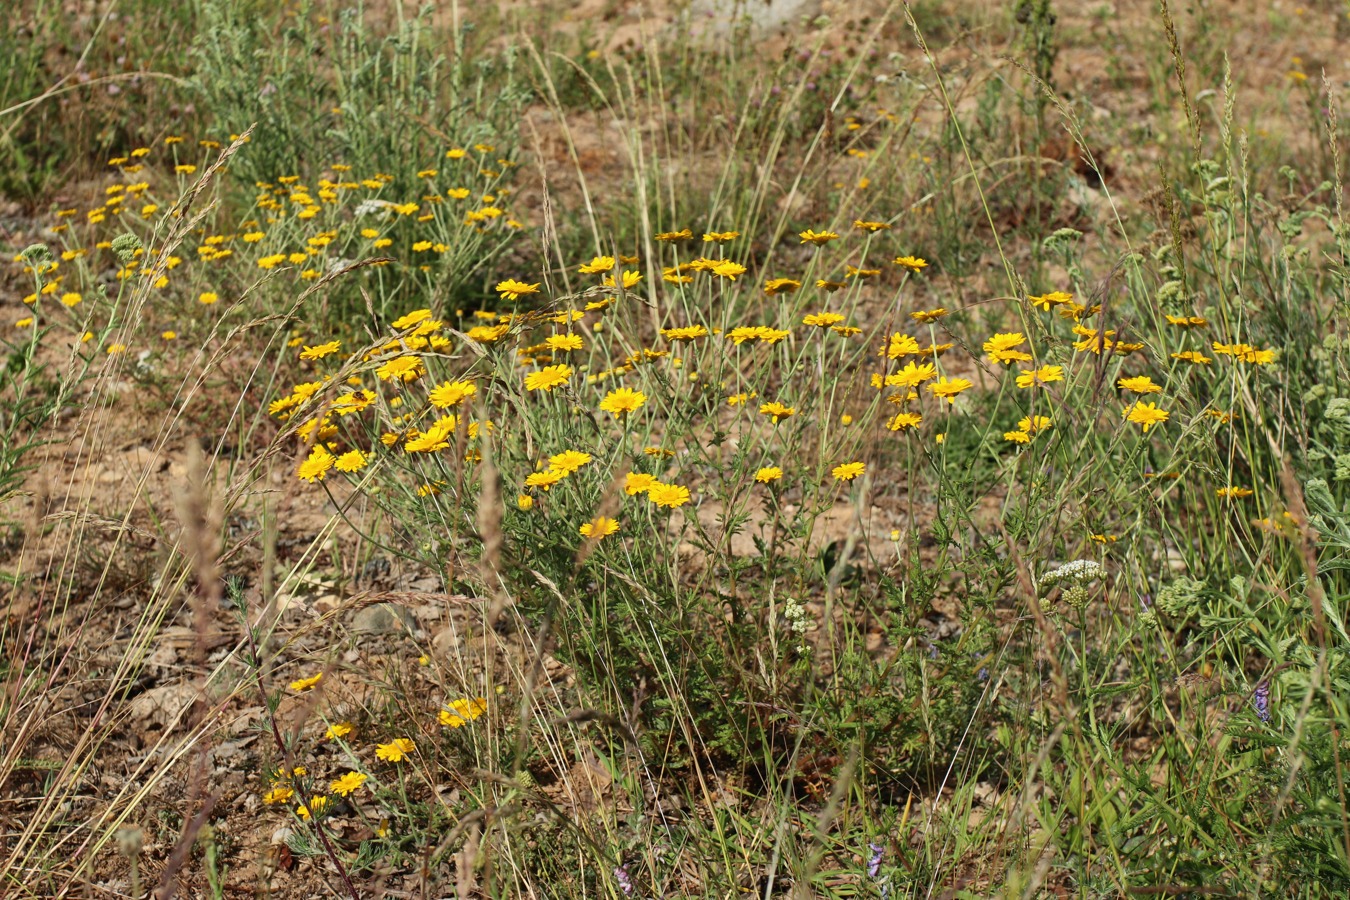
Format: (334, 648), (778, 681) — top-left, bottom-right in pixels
(3, 0), (1350, 897)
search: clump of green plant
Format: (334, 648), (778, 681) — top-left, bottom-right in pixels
(189, 0), (529, 200)
(0, 243), (99, 510)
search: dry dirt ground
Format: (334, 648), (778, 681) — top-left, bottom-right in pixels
(0, 0), (1343, 895)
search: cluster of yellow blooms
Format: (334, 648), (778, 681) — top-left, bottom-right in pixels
(268, 671), (486, 824)
(269, 232), (961, 543)
(11, 136), (1281, 546)
(9, 137), (522, 352)
(259, 210), (1287, 549)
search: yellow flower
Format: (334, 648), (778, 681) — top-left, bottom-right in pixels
(886, 361), (937, 388)
(1171, 350), (1212, 365)
(580, 516), (619, 539)
(467, 324), (510, 343)
(162, 331), (177, 341)
(853, 220), (891, 232)
(983, 332), (1032, 365)
(549, 450), (592, 474)
(803, 312), (845, 327)
(1123, 401), (1169, 432)
(661, 325), (709, 342)
(60, 292), (82, 307)
(1165, 314), (1207, 328)
(496, 279), (541, 301)
(1117, 375), (1162, 394)
(711, 260), (747, 280)
(199, 291), (219, 305)
(330, 771), (368, 797)
(1027, 291), (1072, 311)
(927, 377), (973, 404)
(324, 722), (353, 740)
(525, 470), (564, 491)
(753, 326), (791, 344)
(1015, 365), (1063, 388)
(376, 355), (424, 382)
(702, 230), (739, 242)
(655, 228), (694, 242)
(296, 796), (329, 820)
(300, 340), (341, 360)
(391, 309), (432, 330)
(263, 786), (294, 805)
(602, 269), (643, 289)
(599, 387), (647, 417)
(289, 672), (323, 692)
(799, 229), (839, 245)
(1216, 486), (1254, 499)
(517, 493), (534, 509)
(817, 279), (846, 292)
(524, 364), (573, 392)
(894, 255), (928, 272)
(376, 738), (415, 762)
(831, 461), (865, 481)
(647, 483), (691, 508)
(625, 472), (657, 495)
(910, 307), (948, 323)
(1072, 327), (1115, 354)
(759, 401), (796, 423)
(546, 333), (584, 351)
(755, 466), (783, 484)
(297, 447), (335, 483)
(1018, 415), (1051, 434)
(887, 411), (922, 431)
(405, 416), (457, 453)
(335, 449), (368, 473)
(886, 333), (921, 359)
(1004, 430), (1030, 444)
(764, 278), (802, 295)
(439, 697), (488, 727)
(578, 255), (615, 274)
(428, 380), (477, 409)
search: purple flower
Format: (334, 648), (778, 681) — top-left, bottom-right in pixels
(613, 864), (634, 896)
(867, 843), (883, 878)
(866, 842), (890, 898)
(1254, 679), (1271, 723)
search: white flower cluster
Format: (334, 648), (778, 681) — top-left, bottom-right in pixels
(783, 597), (811, 654)
(353, 198), (390, 217)
(1039, 559), (1104, 589)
